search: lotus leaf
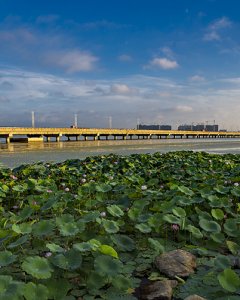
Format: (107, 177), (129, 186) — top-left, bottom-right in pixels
(199, 219), (221, 232)
(172, 207), (186, 218)
(177, 185), (194, 196)
(32, 220), (55, 236)
(210, 232), (225, 243)
(46, 278), (71, 300)
(22, 256), (53, 279)
(94, 255), (123, 277)
(218, 269), (240, 292)
(107, 205), (124, 217)
(102, 219), (119, 233)
(99, 245), (118, 258)
(46, 243), (64, 253)
(163, 214), (181, 225)
(73, 242), (94, 252)
(112, 275), (132, 291)
(111, 235), (135, 252)
(86, 271), (108, 291)
(148, 238), (164, 253)
(23, 282), (49, 300)
(211, 208), (224, 220)
(50, 249), (82, 270)
(186, 225), (203, 239)
(95, 184), (112, 193)
(214, 255), (231, 270)
(135, 223), (151, 233)
(12, 223), (32, 234)
(226, 241), (240, 255)
(0, 251), (17, 266)
(7, 235), (29, 249)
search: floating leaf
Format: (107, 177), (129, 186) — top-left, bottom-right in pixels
(0, 251), (17, 266)
(172, 207), (186, 218)
(177, 185), (194, 196)
(135, 223), (151, 233)
(46, 278), (71, 300)
(50, 249), (82, 270)
(199, 219), (221, 233)
(58, 222), (79, 236)
(226, 240), (240, 255)
(210, 232), (225, 243)
(95, 184), (112, 193)
(214, 255), (231, 270)
(186, 225), (203, 239)
(22, 256), (53, 279)
(112, 275), (132, 291)
(23, 282), (49, 300)
(107, 205), (124, 217)
(111, 235), (135, 252)
(12, 223), (32, 234)
(87, 271), (108, 291)
(102, 219), (119, 233)
(211, 208), (224, 220)
(7, 235), (29, 249)
(33, 220), (55, 236)
(218, 268), (240, 292)
(94, 255), (122, 277)
(73, 242), (94, 252)
(163, 214), (181, 225)
(46, 243), (64, 253)
(99, 245), (118, 258)
(148, 238), (164, 253)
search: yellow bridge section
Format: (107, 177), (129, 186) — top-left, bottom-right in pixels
(0, 127), (240, 143)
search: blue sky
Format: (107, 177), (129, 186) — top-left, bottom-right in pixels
(1, 0), (240, 129)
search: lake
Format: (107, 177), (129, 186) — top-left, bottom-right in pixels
(1, 138), (240, 168)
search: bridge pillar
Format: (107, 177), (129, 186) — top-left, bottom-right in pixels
(6, 135), (10, 143)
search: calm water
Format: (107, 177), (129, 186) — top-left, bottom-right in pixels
(1, 138), (240, 168)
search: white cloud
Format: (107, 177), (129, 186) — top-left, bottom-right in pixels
(45, 50), (98, 73)
(204, 17), (232, 41)
(189, 75), (205, 82)
(110, 84), (137, 95)
(148, 57), (179, 70)
(118, 54), (132, 62)
(160, 47), (174, 58)
(176, 105), (193, 112)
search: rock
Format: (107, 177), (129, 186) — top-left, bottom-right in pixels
(155, 249), (196, 278)
(140, 279), (178, 300)
(184, 295), (207, 300)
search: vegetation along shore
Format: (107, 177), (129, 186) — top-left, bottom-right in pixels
(0, 151), (240, 299)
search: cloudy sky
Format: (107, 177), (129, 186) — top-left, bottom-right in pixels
(1, 0), (240, 130)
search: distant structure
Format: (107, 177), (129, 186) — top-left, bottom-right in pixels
(178, 123), (219, 132)
(138, 124), (172, 130)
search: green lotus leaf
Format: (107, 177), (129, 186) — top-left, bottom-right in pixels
(224, 219), (238, 233)
(172, 207), (186, 218)
(88, 239), (102, 250)
(218, 268), (240, 292)
(41, 197), (58, 211)
(107, 205), (124, 217)
(163, 214), (181, 225)
(12, 184), (28, 192)
(73, 242), (93, 252)
(56, 214), (74, 225)
(111, 235), (135, 252)
(95, 184), (112, 193)
(58, 222), (79, 236)
(211, 208), (224, 220)
(199, 219), (221, 232)
(50, 249), (82, 270)
(0, 251), (17, 267)
(214, 255), (231, 270)
(0, 275), (24, 300)
(32, 220), (55, 236)
(195, 207), (212, 220)
(46, 243), (64, 253)
(177, 196), (193, 206)
(99, 245), (118, 258)
(112, 275), (132, 291)
(23, 282), (49, 300)
(177, 185), (194, 196)
(186, 225), (203, 239)
(214, 185), (229, 194)
(16, 206), (33, 221)
(86, 271), (108, 291)
(94, 255), (122, 277)
(7, 235), (29, 249)
(135, 223), (151, 233)
(148, 238), (164, 254)
(22, 256), (53, 279)
(102, 219), (119, 233)
(76, 220), (86, 232)
(46, 278), (71, 300)
(81, 211), (100, 222)
(231, 187), (240, 197)
(12, 223), (32, 234)
(226, 240), (240, 255)
(210, 232), (225, 243)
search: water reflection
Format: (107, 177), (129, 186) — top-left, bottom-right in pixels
(1, 138), (240, 168)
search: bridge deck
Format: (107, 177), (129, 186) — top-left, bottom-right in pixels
(0, 127), (239, 143)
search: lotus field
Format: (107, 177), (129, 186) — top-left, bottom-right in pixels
(1, 151), (240, 299)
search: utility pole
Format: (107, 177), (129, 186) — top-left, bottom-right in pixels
(137, 118), (140, 130)
(109, 116), (112, 129)
(31, 111), (35, 128)
(74, 114), (78, 128)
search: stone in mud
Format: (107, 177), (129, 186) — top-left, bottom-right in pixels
(184, 295), (207, 300)
(140, 279), (178, 300)
(155, 249), (196, 278)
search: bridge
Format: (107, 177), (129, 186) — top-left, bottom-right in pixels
(0, 127), (240, 143)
